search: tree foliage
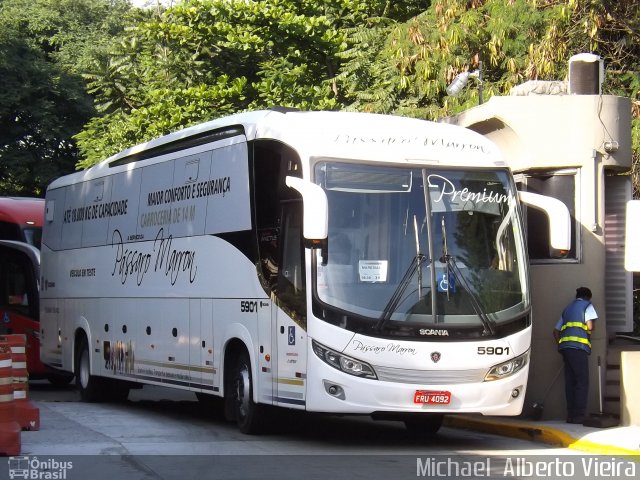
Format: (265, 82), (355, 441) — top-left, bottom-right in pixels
(74, 0), (430, 167)
(336, 0), (639, 193)
(0, 31), (82, 195)
(2, 0), (638, 195)
(0, 0), (134, 195)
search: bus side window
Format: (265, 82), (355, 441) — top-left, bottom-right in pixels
(0, 252), (31, 322)
(254, 141), (304, 296)
(258, 227), (279, 292)
(5, 261), (30, 309)
(254, 145), (282, 293)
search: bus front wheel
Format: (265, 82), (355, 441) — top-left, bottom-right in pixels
(76, 337), (103, 402)
(227, 351), (264, 434)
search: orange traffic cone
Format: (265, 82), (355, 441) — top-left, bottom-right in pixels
(0, 342), (20, 455)
(0, 335), (39, 431)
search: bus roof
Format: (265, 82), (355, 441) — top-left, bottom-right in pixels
(48, 110), (505, 190)
(0, 197), (45, 227)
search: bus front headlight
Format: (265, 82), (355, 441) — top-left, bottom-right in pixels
(484, 350), (529, 381)
(312, 340), (377, 379)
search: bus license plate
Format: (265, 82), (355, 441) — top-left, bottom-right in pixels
(413, 390), (451, 405)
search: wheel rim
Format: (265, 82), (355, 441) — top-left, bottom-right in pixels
(235, 362), (251, 420)
(79, 348), (90, 389)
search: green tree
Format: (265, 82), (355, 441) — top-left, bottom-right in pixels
(337, 0), (639, 192)
(0, 0), (133, 195)
(75, 0), (430, 167)
(0, 0), (134, 75)
(0, 27), (91, 195)
(338, 0), (570, 116)
(70, 0), (637, 181)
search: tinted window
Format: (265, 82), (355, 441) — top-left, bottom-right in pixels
(517, 172), (577, 261)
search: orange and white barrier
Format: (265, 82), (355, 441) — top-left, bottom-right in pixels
(0, 342), (20, 455)
(0, 335), (39, 431)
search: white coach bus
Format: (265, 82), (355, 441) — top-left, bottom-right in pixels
(39, 109), (569, 434)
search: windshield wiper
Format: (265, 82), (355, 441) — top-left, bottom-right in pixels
(440, 216), (494, 336)
(375, 253), (427, 332)
(376, 215), (427, 332)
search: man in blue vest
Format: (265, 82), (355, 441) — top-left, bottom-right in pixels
(553, 286), (597, 424)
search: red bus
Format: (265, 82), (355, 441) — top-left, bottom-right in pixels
(0, 198), (72, 383)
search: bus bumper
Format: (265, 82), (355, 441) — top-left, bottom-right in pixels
(305, 353), (528, 417)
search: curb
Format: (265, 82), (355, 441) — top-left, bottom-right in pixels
(443, 415), (640, 457)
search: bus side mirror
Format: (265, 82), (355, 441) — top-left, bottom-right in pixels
(625, 200), (640, 272)
(285, 176), (328, 244)
(518, 191), (571, 258)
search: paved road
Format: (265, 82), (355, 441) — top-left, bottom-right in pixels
(7, 382), (610, 480)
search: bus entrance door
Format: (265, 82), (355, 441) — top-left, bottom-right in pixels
(273, 203), (307, 409)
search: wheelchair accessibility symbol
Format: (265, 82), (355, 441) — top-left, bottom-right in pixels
(437, 272), (456, 293)
(288, 326), (296, 346)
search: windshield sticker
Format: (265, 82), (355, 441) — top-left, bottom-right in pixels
(358, 260), (388, 282)
(437, 272), (456, 293)
(427, 174), (511, 205)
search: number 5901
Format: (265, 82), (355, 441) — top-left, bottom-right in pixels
(477, 346), (509, 355)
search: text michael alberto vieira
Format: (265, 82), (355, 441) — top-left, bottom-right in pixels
(416, 457), (636, 477)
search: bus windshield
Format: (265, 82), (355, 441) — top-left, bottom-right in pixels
(0, 222), (42, 249)
(0, 197), (44, 249)
(313, 161), (529, 338)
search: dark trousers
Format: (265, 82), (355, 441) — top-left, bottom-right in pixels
(561, 348), (589, 420)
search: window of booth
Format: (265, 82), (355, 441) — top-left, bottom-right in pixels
(516, 170), (579, 262)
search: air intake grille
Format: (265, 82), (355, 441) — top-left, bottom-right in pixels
(374, 365), (486, 384)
